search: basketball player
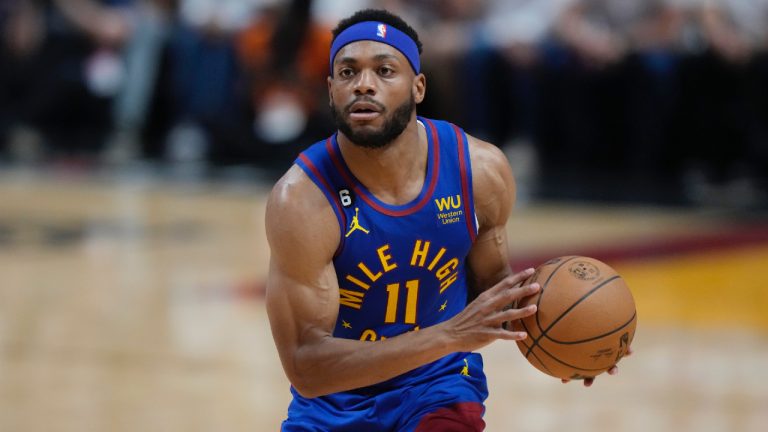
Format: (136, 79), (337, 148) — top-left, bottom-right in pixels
(265, 9), (626, 431)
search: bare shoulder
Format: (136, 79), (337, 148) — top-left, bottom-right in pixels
(466, 135), (515, 190)
(466, 134), (516, 227)
(266, 165), (340, 276)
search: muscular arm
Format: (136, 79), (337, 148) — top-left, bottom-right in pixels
(266, 166), (536, 398)
(462, 136), (634, 387)
(465, 136), (518, 294)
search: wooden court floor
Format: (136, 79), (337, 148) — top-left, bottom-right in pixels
(0, 168), (766, 432)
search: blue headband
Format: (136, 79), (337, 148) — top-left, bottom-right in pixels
(330, 21), (420, 75)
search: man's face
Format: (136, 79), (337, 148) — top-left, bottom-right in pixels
(329, 41), (425, 149)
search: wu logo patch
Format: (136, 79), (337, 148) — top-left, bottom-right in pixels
(434, 194), (464, 226)
(377, 23), (387, 38)
(434, 195), (462, 212)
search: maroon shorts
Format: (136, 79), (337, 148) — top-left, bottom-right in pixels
(413, 402), (485, 432)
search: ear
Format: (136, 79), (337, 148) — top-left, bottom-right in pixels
(412, 73), (426, 104)
(327, 75), (334, 106)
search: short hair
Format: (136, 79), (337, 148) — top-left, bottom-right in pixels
(331, 9), (423, 55)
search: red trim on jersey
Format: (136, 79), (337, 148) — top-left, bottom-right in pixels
(326, 122), (440, 217)
(298, 153), (346, 256)
(326, 137), (352, 190)
(452, 124), (477, 242)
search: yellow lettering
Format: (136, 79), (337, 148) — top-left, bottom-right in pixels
(404, 279), (419, 324)
(345, 274), (370, 290)
(385, 283), (399, 323)
(435, 195), (462, 211)
(439, 272), (459, 294)
(427, 247), (447, 271)
(436, 258), (459, 280)
(339, 289), (365, 309)
(435, 197), (451, 211)
(410, 240), (430, 267)
(358, 262), (382, 282)
(360, 327), (418, 342)
(377, 244), (398, 272)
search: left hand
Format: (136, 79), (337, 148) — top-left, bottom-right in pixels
(561, 346), (633, 387)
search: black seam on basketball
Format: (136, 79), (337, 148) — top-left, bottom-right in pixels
(544, 311), (636, 345)
(519, 318), (534, 359)
(535, 256), (579, 334)
(533, 339), (615, 372)
(529, 349), (556, 376)
(519, 339), (556, 376)
(526, 275), (622, 358)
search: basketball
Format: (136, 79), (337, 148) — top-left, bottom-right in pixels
(511, 256), (637, 380)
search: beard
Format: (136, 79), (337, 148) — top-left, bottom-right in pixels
(331, 95), (416, 149)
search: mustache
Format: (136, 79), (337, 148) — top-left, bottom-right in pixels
(344, 96), (386, 113)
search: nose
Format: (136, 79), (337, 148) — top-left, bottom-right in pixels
(353, 69), (376, 96)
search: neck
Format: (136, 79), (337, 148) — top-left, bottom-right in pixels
(337, 116), (428, 205)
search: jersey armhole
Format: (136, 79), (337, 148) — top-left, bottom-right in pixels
(296, 154), (346, 257)
(451, 124), (479, 243)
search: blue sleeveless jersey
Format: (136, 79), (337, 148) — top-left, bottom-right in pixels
(288, 117), (487, 430)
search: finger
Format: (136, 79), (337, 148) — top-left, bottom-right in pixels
(489, 304), (537, 325)
(491, 329), (528, 341)
(583, 377), (594, 387)
(625, 346), (634, 357)
(490, 282), (540, 310)
(608, 366), (618, 376)
(507, 267), (536, 286)
(561, 379), (569, 384)
(484, 268), (535, 297)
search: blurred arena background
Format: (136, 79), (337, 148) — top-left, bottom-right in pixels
(1, 0), (767, 431)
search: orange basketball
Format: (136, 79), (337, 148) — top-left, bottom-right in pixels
(512, 256), (637, 380)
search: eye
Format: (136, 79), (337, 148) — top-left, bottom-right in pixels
(379, 66), (395, 76)
(338, 68), (354, 79)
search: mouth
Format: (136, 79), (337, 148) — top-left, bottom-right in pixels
(347, 101), (383, 122)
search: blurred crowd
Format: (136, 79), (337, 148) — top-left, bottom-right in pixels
(1, 0), (767, 204)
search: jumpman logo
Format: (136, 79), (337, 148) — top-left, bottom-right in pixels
(345, 208), (370, 237)
(460, 358), (470, 376)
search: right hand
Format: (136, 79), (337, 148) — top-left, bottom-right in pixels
(441, 268), (540, 352)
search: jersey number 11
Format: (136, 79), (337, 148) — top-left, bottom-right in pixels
(384, 279), (419, 324)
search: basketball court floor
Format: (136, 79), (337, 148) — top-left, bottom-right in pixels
(0, 166), (766, 432)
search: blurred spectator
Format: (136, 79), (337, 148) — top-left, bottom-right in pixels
(102, 0), (174, 163)
(235, 0), (335, 167)
(675, 0), (768, 203)
(0, 0), (175, 163)
(1, 0), (116, 161)
(700, 0), (768, 64)
(161, 0), (273, 165)
(0, 0), (47, 161)
(537, 0), (685, 199)
(472, 0), (572, 146)
(1, 0), (766, 206)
